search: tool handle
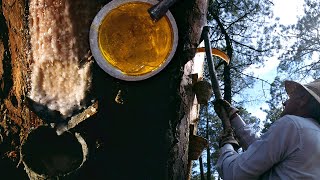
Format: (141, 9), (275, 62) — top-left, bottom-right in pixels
(203, 26), (232, 131)
(148, 0), (178, 21)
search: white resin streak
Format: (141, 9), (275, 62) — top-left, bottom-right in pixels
(29, 0), (92, 118)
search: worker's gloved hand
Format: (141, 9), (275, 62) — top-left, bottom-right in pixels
(219, 128), (240, 150)
(213, 99), (239, 120)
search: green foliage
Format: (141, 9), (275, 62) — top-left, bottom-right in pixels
(278, 0), (320, 80)
(262, 76), (286, 132)
(190, 173), (217, 180)
(208, 0), (280, 63)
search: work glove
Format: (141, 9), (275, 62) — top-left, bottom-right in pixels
(213, 99), (239, 121)
(219, 128), (240, 150)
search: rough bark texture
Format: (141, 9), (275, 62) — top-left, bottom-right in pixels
(0, 0), (207, 179)
(0, 0), (42, 178)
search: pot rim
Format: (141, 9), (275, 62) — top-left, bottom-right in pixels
(20, 125), (88, 178)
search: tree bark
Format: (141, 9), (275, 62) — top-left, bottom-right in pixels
(0, 0), (41, 178)
(223, 65), (232, 102)
(206, 106), (211, 180)
(0, 0), (208, 179)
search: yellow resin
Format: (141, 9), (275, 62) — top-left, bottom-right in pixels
(98, 2), (173, 76)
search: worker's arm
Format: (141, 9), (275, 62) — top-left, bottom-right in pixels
(230, 114), (259, 150)
(217, 115), (300, 180)
(213, 99), (259, 150)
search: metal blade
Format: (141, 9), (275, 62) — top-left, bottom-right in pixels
(196, 47), (230, 65)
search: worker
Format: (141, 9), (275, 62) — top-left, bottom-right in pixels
(213, 79), (320, 179)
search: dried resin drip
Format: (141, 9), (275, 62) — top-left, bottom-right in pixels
(28, 0), (97, 118)
(98, 2), (173, 76)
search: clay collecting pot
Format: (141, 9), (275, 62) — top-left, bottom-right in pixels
(188, 134), (208, 160)
(20, 125), (88, 180)
(193, 80), (213, 105)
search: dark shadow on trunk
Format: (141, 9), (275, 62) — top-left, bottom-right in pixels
(0, 1), (13, 100)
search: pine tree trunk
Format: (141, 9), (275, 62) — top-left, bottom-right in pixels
(0, 0), (208, 179)
(199, 156), (205, 180)
(223, 65), (232, 102)
(212, 13), (233, 103)
(206, 111), (211, 180)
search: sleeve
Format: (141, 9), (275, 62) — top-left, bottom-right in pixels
(217, 115), (300, 180)
(231, 114), (259, 150)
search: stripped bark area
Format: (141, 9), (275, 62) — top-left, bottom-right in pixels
(28, 0), (98, 118)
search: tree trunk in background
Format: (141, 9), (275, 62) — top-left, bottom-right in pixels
(199, 156), (205, 180)
(212, 14), (233, 103)
(223, 65), (232, 103)
(206, 108), (211, 180)
(0, 0), (208, 179)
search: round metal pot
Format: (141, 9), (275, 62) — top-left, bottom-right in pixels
(90, 0), (178, 81)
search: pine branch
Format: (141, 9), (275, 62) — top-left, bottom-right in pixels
(226, 11), (252, 30)
(232, 39), (269, 53)
(232, 67), (272, 86)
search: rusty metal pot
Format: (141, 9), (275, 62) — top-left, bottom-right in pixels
(90, 0), (178, 81)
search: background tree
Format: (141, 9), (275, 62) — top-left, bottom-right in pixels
(207, 0), (280, 103)
(262, 76), (286, 133)
(278, 0), (320, 81)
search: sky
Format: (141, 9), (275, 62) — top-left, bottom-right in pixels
(241, 0), (305, 121)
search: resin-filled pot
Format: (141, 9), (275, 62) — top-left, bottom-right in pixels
(90, 0), (178, 81)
